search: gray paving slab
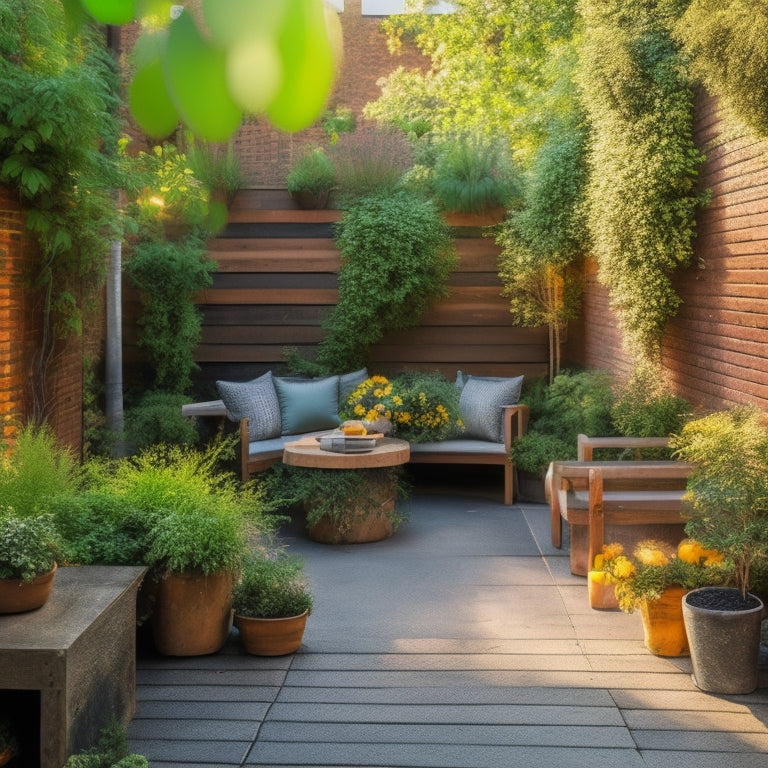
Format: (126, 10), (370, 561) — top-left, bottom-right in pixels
(129, 490), (768, 768)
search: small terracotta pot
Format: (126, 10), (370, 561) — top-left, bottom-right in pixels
(588, 570), (619, 610)
(234, 611), (309, 656)
(639, 586), (690, 657)
(0, 563), (57, 614)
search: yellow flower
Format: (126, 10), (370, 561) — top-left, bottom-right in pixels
(602, 542), (624, 561)
(633, 540), (671, 567)
(593, 553), (605, 570)
(677, 539), (724, 566)
(612, 556), (635, 580)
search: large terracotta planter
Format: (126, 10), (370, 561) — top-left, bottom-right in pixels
(307, 498), (395, 545)
(639, 586), (689, 657)
(234, 611), (309, 656)
(682, 587), (764, 694)
(151, 569), (234, 656)
(0, 563), (57, 614)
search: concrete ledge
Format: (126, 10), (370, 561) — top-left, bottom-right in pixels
(0, 565), (146, 768)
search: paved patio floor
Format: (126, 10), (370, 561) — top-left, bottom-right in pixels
(129, 474), (768, 767)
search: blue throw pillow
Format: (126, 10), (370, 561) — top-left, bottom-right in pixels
(459, 375), (524, 442)
(273, 375), (341, 435)
(216, 372), (282, 442)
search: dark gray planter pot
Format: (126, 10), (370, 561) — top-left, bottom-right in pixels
(682, 587), (764, 694)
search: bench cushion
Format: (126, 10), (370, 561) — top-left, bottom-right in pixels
(409, 439), (507, 455)
(217, 372), (281, 442)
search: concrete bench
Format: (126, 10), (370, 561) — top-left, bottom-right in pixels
(0, 566), (146, 768)
(182, 400), (529, 505)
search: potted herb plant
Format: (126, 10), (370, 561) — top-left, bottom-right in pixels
(596, 539), (727, 656)
(670, 406), (768, 693)
(232, 552), (313, 656)
(286, 147), (336, 209)
(0, 510), (61, 614)
(105, 442), (266, 656)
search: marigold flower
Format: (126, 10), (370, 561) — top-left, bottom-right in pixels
(602, 542), (624, 561)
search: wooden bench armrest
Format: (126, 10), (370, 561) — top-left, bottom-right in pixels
(577, 434), (670, 461)
(503, 403), (529, 452)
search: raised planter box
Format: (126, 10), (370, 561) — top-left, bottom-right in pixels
(0, 566), (146, 768)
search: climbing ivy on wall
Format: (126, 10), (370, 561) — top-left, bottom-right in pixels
(674, 0), (768, 139)
(577, 0), (708, 361)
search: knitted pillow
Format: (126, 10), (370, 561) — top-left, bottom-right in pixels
(459, 375), (524, 442)
(216, 372), (282, 442)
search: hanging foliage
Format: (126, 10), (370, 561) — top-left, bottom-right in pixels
(577, 0), (708, 360)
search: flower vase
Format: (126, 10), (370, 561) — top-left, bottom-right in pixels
(588, 570), (619, 610)
(639, 586), (690, 657)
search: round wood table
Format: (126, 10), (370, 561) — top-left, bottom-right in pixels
(282, 436), (410, 469)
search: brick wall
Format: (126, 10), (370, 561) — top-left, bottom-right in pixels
(566, 93), (768, 411)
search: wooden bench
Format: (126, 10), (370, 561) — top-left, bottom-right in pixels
(182, 401), (530, 505)
(554, 460), (694, 575)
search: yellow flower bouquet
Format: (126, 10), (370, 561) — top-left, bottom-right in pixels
(597, 539), (727, 614)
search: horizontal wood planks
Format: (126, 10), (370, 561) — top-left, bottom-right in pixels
(129, 191), (548, 395)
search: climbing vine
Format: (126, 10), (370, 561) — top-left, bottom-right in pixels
(674, 0), (768, 139)
(577, 0), (708, 360)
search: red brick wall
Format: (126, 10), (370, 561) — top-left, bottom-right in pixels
(567, 93), (768, 411)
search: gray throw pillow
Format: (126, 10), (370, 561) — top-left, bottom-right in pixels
(459, 375), (524, 442)
(216, 372), (281, 442)
(273, 375), (341, 435)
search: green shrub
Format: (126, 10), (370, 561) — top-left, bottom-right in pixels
(287, 147), (336, 196)
(124, 390), (199, 451)
(63, 720), (148, 768)
(232, 553), (313, 619)
(124, 236), (215, 394)
(432, 133), (519, 213)
(0, 424), (79, 516)
(317, 189), (456, 371)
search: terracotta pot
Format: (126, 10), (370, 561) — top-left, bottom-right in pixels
(0, 563), (57, 614)
(234, 611), (309, 656)
(639, 586), (690, 657)
(151, 569), (234, 656)
(587, 570), (619, 610)
(307, 498), (395, 545)
(0, 746), (15, 767)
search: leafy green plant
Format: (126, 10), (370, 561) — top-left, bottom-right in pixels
(497, 119), (587, 382)
(510, 369), (616, 474)
(186, 138), (243, 203)
(50, 491), (146, 567)
(328, 125), (413, 203)
(0, 0), (123, 422)
(232, 553), (313, 619)
(670, 406), (768, 597)
(577, 0), (708, 359)
(432, 133), (519, 213)
(611, 364), (691, 440)
(125, 236), (215, 394)
(0, 510), (61, 580)
(0, 424), (79, 516)
(321, 105), (356, 143)
(286, 147), (336, 197)
(317, 189), (456, 371)
(63, 720), (148, 768)
(124, 390), (199, 451)
(263, 464), (409, 534)
(674, 0), (768, 138)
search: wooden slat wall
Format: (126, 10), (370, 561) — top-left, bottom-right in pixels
(129, 190), (548, 398)
(566, 92), (768, 411)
